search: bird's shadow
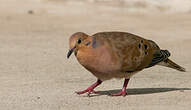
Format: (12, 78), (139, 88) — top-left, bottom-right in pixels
(89, 87), (191, 97)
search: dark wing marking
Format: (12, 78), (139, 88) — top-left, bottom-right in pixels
(145, 50), (171, 68)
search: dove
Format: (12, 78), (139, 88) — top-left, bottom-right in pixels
(67, 31), (186, 96)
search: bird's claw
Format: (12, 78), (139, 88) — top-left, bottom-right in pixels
(75, 90), (99, 96)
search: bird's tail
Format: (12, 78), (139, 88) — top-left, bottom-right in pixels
(158, 58), (186, 72)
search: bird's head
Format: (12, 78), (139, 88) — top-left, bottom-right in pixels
(67, 32), (91, 58)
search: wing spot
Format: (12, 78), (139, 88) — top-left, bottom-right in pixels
(138, 44), (141, 49)
(144, 44), (148, 50)
(141, 40), (144, 43)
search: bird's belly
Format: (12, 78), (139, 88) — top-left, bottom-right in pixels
(113, 71), (139, 79)
(91, 71), (139, 81)
(80, 56), (139, 80)
(78, 53), (139, 80)
(79, 53), (118, 73)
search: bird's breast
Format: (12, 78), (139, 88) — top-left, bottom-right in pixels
(76, 45), (119, 74)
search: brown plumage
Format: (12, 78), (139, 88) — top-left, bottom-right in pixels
(67, 31), (186, 96)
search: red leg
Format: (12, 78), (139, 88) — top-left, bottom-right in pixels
(112, 79), (130, 96)
(76, 79), (102, 96)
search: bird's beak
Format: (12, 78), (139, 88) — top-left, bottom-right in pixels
(67, 46), (76, 59)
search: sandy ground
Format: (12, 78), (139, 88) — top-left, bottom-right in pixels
(0, 0), (191, 110)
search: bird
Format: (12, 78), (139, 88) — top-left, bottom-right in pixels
(67, 31), (186, 96)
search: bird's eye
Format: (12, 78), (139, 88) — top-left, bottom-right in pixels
(77, 39), (81, 44)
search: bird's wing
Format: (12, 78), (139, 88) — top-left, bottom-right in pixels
(116, 36), (157, 72)
(92, 32), (151, 72)
(120, 39), (171, 72)
(119, 38), (171, 72)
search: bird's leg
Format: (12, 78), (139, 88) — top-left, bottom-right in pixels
(76, 79), (102, 95)
(112, 78), (130, 96)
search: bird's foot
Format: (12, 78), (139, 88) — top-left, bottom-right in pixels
(111, 79), (129, 97)
(111, 90), (127, 97)
(76, 89), (99, 96)
(75, 79), (102, 96)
